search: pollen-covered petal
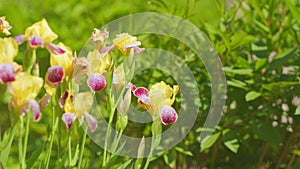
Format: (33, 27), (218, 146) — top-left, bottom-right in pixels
(47, 65), (64, 83)
(29, 99), (41, 122)
(62, 112), (76, 130)
(85, 113), (98, 132)
(46, 43), (66, 54)
(14, 34), (27, 45)
(29, 35), (44, 47)
(87, 73), (106, 92)
(159, 105), (178, 125)
(0, 63), (15, 83)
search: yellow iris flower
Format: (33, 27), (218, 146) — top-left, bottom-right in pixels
(87, 49), (111, 74)
(113, 33), (138, 56)
(25, 18), (58, 44)
(61, 92), (97, 132)
(148, 81), (179, 114)
(9, 72), (43, 115)
(50, 42), (73, 79)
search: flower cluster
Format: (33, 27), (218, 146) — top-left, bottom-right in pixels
(0, 17), (43, 121)
(0, 16), (180, 134)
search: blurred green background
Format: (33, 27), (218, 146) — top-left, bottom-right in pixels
(1, 0), (300, 168)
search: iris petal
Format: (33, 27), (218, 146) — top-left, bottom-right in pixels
(85, 113), (98, 132)
(29, 99), (41, 122)
(62, 112), (76, 130)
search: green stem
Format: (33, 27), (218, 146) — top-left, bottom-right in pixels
(45, 108), (58, 169)
(24, 46), (37, 73)
(18, 116), (23, 168)
(67, 131), (72, 166)
(103, 88), (114, 167)
(143, 136), (155, 169)
(78, 129), (87, 168)
(22, 114), (30, 169)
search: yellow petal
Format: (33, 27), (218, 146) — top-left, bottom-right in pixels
(50, 42), (73, 78)
(87, 49), (111, 74)
(25, 18), (58, 44)
(149, 90), (165, 114)
(64, 94), (75, 114)
(113, 63), (125, 89)
(150, 81), (179, 106)
(113, 33), (137, 55)
(0, 37), (18, 63)
(10, 72), (43, 108)
(166, 85), (179, 106)
(74, 92), (93, 117)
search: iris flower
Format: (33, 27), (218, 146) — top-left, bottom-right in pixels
(0, 16), (12, 35)
(0, 37), (19, 83)
(61, 91), (98, 132)
(15, 19), (65, 54)
(112, 33), (145, 56)
(131, 81), (179, 125)
(8, 72), (43, 121)
(86, 49), (111, 92)
(43, 43), (73, 95)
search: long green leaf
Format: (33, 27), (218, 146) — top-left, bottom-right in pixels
(0, 124), (17, 168)
(285, 0), (300, 25)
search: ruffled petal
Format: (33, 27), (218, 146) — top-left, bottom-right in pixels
(159, 105), (178, 125)
(62, 112), (76, 130)
(85, 113), (98, 132)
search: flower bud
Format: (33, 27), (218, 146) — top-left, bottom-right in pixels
(0, 63), (15, 83)
(159, 105), (178, 125)
(47, 65), (64, 83)
(87, 73), (106, 92)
